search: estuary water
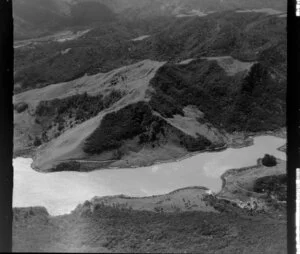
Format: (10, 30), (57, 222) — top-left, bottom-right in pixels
(13, 135), (286, 215)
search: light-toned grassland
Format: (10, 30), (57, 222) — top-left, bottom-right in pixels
(202, 56), (255, 76)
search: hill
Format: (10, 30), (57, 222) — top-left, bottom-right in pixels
(14, 57), (285, 172)
(100, 0), (286, 20)
(13, 0), (117, 40)
(13, 0), (286, 40)
(14, 11), (286, 92)
(13, 11), (286, 172)
(14, 59), (226, 171)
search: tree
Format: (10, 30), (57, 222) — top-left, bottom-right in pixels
(14, 102), (28, 113)
(113, 149), (124, 160)
(262, 154), (277, 167)
(242, 63), (267, 94)
(33, 137), (42, 147)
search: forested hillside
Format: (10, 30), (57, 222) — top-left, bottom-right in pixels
(14, 11), (286, 92)
(13, 4), (286, 172)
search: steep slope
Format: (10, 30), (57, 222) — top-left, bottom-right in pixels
(14, 55), (285, 172)
(14, 59), (228, 171)
(14, 60), (164, 154)
(149, 60), (285, 132)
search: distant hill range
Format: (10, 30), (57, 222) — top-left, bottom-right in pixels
(13, 0), (116, 39)
(13, 0), (286, 39)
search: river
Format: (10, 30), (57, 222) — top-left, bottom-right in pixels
(13, 135), (286, 215)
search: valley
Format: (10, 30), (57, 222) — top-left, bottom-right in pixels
(12, 0), (287, 252)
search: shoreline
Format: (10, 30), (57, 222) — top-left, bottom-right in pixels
(218, 158), (262, 193)
(91, 186), (210, 201)
(26, 129), (286, 173)
(13, 141), (286, 217)
(14, 155), (284, 217)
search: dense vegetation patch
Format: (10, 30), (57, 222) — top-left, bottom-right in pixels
(83, 101), (212, 154)
(14, 102), (28, 113)
(36, 92), (104, 124)
(83, 102), (164, 154)
(180, 135), (212, 152)
(13, 202), (286, 253)
(149, 61), (285, 132)
(52, 161), (81, 172)
(225, 63), (286, 132)
(34, 90), (123, 143)
(36, 90), (122, 123)
(14, 12), (286, 92)
(149, 59), (234, 118)
(253, 174), (287, 201)
(262, 154), (277, 167)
